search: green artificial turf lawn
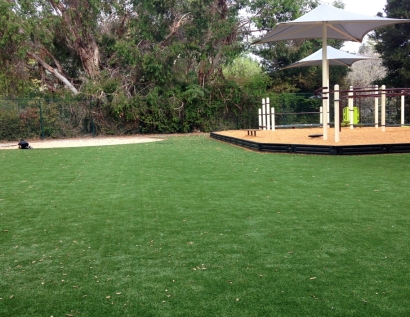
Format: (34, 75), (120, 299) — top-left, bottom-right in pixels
(1, 135), (410, 316)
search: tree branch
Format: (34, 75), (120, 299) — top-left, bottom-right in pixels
(161, 13), (191, 47)
(28, 52), (79, 95)
(40, 47), (66, 76)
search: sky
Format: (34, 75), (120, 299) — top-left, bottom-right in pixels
(339, 0), (387, 52)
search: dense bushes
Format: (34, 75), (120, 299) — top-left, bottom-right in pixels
(0, 89), (325, 141)
(0, 87), (258, 140)
(0, 99), (93, 140)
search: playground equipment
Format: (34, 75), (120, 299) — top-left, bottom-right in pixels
(257, 86), (409, 142)
(332, 85), (410, 141)
(342, 106), (359, 125)
(258, 98), (275, 131)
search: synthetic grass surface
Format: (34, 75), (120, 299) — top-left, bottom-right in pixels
(1, 135), (410, 316)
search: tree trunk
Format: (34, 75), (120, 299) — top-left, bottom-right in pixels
(74, 37), (100, 78)
(48, 0), (100, 78)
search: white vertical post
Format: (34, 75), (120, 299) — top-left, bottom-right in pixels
(271, 107), (275, 131)
(320, 106), (323, 125)
(349, 86), (354, 129)
(261, 98), (266, 130)
(258, 108), (262, 129)
(334, 85), (340, 143)
(401, 92), (405, 127)
(374, 85), (379, 129)
(266, 98), (271, 130)
(381, 85), (386, 132)
(322, 23), (328, 140)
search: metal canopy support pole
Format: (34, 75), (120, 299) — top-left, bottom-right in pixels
(322, 23), (328, 140)
(381, 85), (386, 132)
(334, 85), (340, 143)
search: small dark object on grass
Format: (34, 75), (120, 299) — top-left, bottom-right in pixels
(308, 134), (323, 138)
(18, 139), (32, 149)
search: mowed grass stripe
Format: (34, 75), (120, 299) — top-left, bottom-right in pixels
(0, 135), (410, 316)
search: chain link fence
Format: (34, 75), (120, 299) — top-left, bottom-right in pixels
(2, 94), (407, 141)
(0, 98), (95, 141)
(216, 93), (321, 130)
(230, 93), (409, 129)
(346, 95), (410, 126)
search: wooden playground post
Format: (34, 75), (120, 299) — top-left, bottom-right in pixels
(401, 92), (405, 127)
(374, 85), (379, 129)
(381, 85), (386, 132)
(349, 86), (354, 129)
(334, 85), (340, 142)
(262, 98), (266, 130)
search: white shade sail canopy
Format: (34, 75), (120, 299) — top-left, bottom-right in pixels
(253, 4), (410, 44)
(282, 46), (376, 69)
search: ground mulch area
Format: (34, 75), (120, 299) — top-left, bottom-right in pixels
(215, 127), (410, 146)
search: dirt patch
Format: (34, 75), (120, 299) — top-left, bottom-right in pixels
(215, 127), (410, 146)
(0, 135), (164, 150)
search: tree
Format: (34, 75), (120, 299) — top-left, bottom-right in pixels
(3, 0), (344, 133)
(346, 42), (386, 88)
(0, 0), (105, 95)
(371, 0), (410, 87)
(47, 0), (101, 79)
(223, 55), (271, 94)
(0, 0), (39, 96)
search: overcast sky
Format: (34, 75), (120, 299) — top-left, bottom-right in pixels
(339, 0), (387, 52)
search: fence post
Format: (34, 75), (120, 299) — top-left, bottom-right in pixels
(39, 99), (44, 140)
(89, 99), (95, 137)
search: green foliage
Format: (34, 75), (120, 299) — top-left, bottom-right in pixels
(249, 0), (319, 29)
(223, 55), (272, 96)
(0, 0), (365, 133)
(0, 110), (24, 140)
(0, 100), (41, 140)
(0, 0), (35, 97)
(0, 99), (93, 140)
(371, 0), (410, 87)
(266, 92), (321, 124)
